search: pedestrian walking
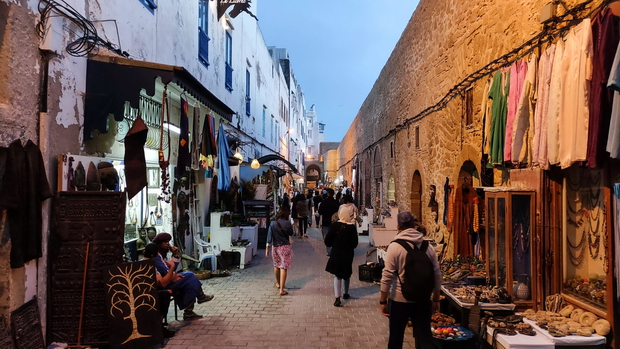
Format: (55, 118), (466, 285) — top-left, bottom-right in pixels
(265, 208), (294, 296)
(324, 217), (358, 307)
(295, 193), (309, 238)
(318, 188), (340, 256)
(378, 211), (442, 349)
(313, 190), (323, 227)
(291, 192), (299, 236)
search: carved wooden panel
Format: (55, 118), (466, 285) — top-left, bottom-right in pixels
(48, 192), (125, 346)
(11, 298), (44, 349)
(0, 316), (15, 349)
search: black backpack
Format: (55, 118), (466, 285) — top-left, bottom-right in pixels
(393, 239), (435, 302)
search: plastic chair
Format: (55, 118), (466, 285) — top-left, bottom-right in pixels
(194, 234), (220, 271)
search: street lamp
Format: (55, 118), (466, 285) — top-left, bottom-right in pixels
(251, 158), (260, 169)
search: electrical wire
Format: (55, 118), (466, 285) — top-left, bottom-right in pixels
(37, 0), (129, 57)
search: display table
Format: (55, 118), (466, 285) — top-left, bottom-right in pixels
(240, 225), (258, 256)
(441, 286), (515, 327)
(522, 318), (606, 348)
(230, 244), (253, 269)
(368, 224), (398, 247)
(484, 326), (554, 349)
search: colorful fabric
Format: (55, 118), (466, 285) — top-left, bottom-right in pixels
(272, 244), (292, 269)
(512, 54), (537, 164)
(216, 123), (232, 191)
(587, 9), (619, 168)
(558, 19), (592, 169)
(176, 98), (191, 178)
(505, 59), (528, 162)
(488, 70), (510, 166)
(547, 39), (565, 166)
(532, 44), (556, 168)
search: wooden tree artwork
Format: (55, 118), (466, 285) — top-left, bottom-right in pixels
(103, 260), (162, 349)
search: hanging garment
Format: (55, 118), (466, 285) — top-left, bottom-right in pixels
(124, 117), (148, 199)
(176, 98), (191, 178)
(587, 9), (619, 168)
(512, 54), (537, 164)
(191, 105), (201, 170)
(558, 19), (593, 169)
(607, 40), (620, 158)
(3, 140), (53, 268)
(200, 113), (217, 171)
(216, 123), (232, 191)
(442, 177), (450, 226)
(547, 39), (565, 166)
(481, 77), (493, 156)
(488, 69), (510, 166)
(504, 59), (528, 163)
(532, 44), (556, 168)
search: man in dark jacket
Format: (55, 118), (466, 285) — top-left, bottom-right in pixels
(312, 190), (323, 227)
(318, 188), (339, 256)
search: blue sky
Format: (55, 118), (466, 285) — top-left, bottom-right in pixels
(256, 0), (420, 142)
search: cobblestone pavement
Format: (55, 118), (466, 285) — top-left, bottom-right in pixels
(162, 227), (416, 349)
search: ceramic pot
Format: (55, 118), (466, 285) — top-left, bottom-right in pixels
(516, 282), (530, 300)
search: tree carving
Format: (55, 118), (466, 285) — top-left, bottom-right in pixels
(106, 263), (157, 344)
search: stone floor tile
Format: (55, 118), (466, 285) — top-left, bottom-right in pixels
(162, 227), (417, 348)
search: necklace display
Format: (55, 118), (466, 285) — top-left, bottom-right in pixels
(158, 89), (172, 203)
(565, 167), (605, 266)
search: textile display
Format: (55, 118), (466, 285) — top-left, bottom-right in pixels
(124, 117), (148, 200)
(176, 98), (191, 178)
(103, 260), (163, 349)
(1, 140), (53, 268)
(200, 113), (217, 172)
(217, 123), (232, 191)
(587, 8), (619, 168)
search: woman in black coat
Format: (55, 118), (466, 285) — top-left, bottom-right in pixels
(325, 221), (358, 307)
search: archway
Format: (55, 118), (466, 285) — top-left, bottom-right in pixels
(364, 152), (372, 207)
(373, 146), (382, 209)
(454, 160), (478, 257)
(410, 171), (422, 221)
(388, 174), (396, 203)
(305, 164), (321, 189)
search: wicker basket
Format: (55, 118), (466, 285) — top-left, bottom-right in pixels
(194, 270), (211, 280)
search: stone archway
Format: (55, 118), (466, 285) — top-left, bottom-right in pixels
(454, 160), (478, 257)
(364, 152), (372, 207)
(410, 171), (422, 221)
(305, 164), (321, 189)
(373, 146), (382, 209)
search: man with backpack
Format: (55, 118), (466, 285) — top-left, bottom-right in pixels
(378, 211), (442, 349)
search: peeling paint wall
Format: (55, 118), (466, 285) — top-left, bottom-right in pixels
(1, 0), (303, 339)
(337, 0), (595, 258)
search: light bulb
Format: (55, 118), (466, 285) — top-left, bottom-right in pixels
(233, 151), (243, 163)
(251, 158), (260, 169)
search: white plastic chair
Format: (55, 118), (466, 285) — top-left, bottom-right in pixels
(194, 234), (220, 271)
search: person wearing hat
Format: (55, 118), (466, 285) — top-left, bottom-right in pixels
(151, 232), (214, 320)
(378, 211), (441, 349)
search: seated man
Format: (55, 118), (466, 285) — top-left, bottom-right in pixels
(143, 243), (177, 338)
(148, 235), (214, 320)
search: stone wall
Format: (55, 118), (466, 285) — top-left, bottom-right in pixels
(337, 0), (599, 258)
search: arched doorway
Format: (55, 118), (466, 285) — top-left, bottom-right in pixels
(410, 171), (422, 220)
(305, 164), (321, 189)
(388, 174), (396, 203)
(454, 160), (478, 257)
(364, 152), (372, 207)
(373, 146), (382, 209)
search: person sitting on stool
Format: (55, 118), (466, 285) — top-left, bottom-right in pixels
(151, 233), (214, 320)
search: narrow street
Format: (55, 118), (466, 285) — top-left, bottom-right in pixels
(163, 227), (416, 349)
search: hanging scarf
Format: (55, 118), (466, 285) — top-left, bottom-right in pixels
(217, 123), (231, 191)
(176, 98), (191, 179)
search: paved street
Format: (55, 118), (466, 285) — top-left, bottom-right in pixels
(163, 227), (416, 349)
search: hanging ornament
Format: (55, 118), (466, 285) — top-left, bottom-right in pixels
(472, 197), (480, 233)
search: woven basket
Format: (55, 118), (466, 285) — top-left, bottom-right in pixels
(195, 270), (211, 280)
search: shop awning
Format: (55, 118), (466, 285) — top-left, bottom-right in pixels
(84, 55), (234, 140)
(257, 154), (299, 174)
